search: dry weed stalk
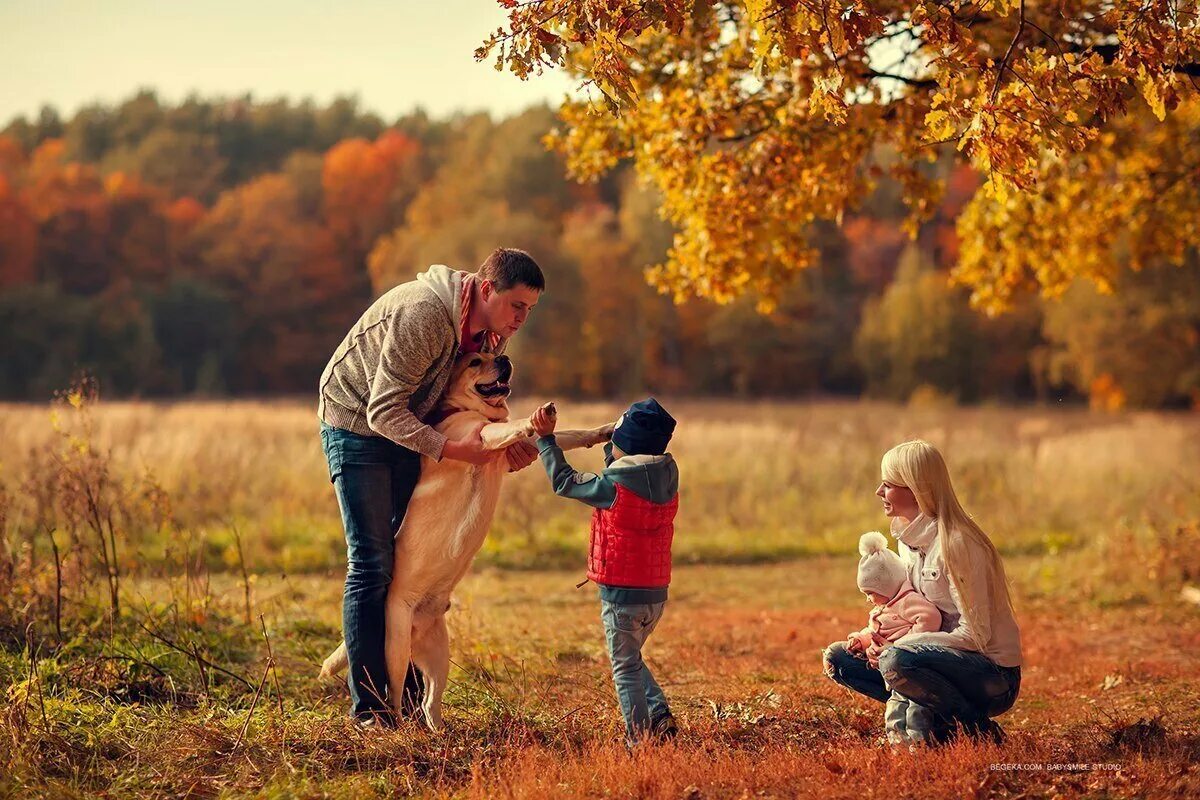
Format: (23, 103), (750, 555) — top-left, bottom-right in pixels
(50, 379), (124, 618)
(231, 522), (253, 626)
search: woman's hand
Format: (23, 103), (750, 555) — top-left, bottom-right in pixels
(846, 636), (864, 654)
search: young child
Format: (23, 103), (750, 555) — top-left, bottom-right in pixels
(848, 532), (942, 666)
(532, 398), (680, 745)
(846, 531), (942, 743)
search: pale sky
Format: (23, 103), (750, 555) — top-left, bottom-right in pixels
(0, 0), (578, 124)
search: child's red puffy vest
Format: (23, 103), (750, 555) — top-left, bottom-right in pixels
(588, 484), (678, 587)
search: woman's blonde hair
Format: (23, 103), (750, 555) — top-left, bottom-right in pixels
(881, 439), (1014, 650)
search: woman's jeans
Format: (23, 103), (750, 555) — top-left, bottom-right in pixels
(823, 641), (1021, 743)
(321, 422), (424, 720)
(600, 600), (672, 741)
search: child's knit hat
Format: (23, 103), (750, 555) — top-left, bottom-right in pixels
(611, 398), (676, 456)
(856, 531), (907, 599)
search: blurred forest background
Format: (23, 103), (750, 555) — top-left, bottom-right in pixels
(2, 92), (1198, 408)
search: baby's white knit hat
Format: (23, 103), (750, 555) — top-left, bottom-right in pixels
(856, 531), (907, 598)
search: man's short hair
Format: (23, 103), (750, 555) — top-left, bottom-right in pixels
(479, 248), (545, 292)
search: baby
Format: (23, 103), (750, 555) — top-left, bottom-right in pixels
(846, 531), (941, 668)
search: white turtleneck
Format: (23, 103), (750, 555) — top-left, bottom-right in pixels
(890, 513), (1023, 668)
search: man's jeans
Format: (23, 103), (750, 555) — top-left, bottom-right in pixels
(823, 641), (1021, 743)
(600, 600), (671, 741)
(321, 422), (424, 720)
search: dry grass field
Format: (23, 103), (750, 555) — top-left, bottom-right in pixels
(2, 396), (1200, 798)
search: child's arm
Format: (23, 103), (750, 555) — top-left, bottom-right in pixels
(533, 405), (618, 509)
(846, 606), (881, 653)
(905, 596), (943, 635)
(847, 628), (873, 653)
(536, 437), (618, 508)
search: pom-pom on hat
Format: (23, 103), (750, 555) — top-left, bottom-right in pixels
(856, 531), (907, 599)
(611, 398), (676, 456)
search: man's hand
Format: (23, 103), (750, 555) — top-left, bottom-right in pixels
(531, 402), (557, 437)
(846, 636), (864, 654)
(442, 427), (501, 465)
(505, 440), (539, 473)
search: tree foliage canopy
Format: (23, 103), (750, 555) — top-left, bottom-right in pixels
(3, 90), (1196, 407)
(481, 0), (1200, 311)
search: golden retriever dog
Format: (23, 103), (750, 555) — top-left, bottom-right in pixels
(319, 352), (610, 730)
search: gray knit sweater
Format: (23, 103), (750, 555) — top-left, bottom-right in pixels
(317, 265), (507, 460)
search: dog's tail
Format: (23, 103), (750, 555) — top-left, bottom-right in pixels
(318, 641), (349, 685)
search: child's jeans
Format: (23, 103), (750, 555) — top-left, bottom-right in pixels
(884, 690), (916, 744)
(856, 653), (918, 744)
(600, 600), (671, 741)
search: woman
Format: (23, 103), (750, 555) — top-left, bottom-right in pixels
(822, 440), (1022, 745)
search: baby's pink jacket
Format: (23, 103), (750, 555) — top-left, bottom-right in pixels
(849, 578), (942, 651)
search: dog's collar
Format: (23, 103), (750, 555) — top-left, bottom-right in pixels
(427, 407), (457, 426)
(426, 405), (508, 426)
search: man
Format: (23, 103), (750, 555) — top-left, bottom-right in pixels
(318, 247), (544, 726)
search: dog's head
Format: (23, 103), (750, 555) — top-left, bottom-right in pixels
(440, 352), (514, 422)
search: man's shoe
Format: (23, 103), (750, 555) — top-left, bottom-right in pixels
(397, 669), (426, 720)
(397, 692), (425, 721)
(354, 711), (396, 731)
(650, 712), (679, 741)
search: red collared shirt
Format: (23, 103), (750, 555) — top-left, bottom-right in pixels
(458, 274), (501, 355)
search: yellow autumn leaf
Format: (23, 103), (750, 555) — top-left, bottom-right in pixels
(924, 109), (955, 140)
(1137, 65), (1166, 122)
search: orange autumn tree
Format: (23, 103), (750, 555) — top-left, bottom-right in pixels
(190, 173), (354, 390)
(19, 139), (114, 295)
(0, 137), (38, 289)
(480, 0), (1200, 311)
(322, 130), (422, 266)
